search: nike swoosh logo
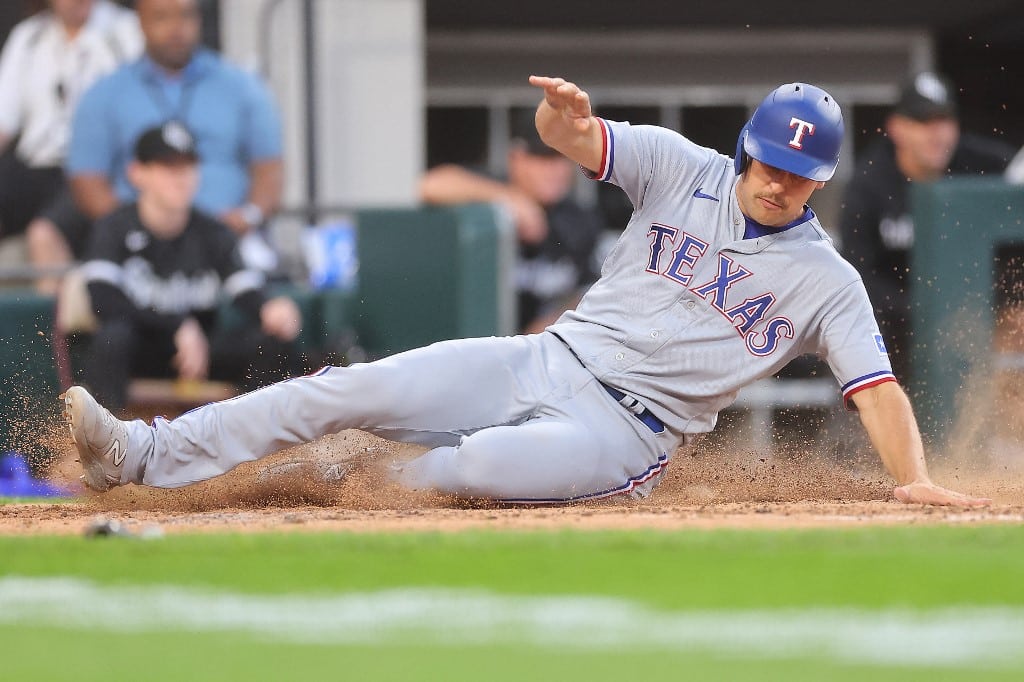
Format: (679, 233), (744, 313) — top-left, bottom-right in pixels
(693, 188), (719, 201)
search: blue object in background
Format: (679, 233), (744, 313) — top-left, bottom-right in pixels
(0, 452), (72, 498)
(303, 220), (359, 291)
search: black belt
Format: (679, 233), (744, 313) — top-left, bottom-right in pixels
(602, 383), (665, 434)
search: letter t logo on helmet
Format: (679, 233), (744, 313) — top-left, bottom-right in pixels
(733, 83), (844, 181)
(787, 117), (815, 150)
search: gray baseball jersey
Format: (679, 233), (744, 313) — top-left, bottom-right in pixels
(110, 118), (894, 503)
(549, 118), (895, 435)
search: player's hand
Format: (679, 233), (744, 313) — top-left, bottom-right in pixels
(501, 189), (549, 244)
(260, 296), (302, 341)
(528, 76), (594, 132)
(173, 317), (209, 381)
(219, 208), (252, 236)
(894, 481), (992, 508)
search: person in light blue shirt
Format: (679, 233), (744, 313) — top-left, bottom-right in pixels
(51, 0), (283, 272)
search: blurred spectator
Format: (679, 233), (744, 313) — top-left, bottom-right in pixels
(420, 111), (605, 333)
(0, 0), (141, 291)
(56, 0), (283, 288)
(79, 122), (302, 415)
(839, 71), (1015, 381)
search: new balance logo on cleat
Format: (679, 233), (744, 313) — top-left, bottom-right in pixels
(107, 441), (125, 467)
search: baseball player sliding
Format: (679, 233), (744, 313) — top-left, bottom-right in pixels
(62, 76), (989, 507)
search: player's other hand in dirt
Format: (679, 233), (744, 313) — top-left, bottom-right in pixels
(894, 480), (992, 508)
(853, 382), (991, 508)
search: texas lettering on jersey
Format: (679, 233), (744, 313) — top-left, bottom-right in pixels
(646, 223), (793, 356)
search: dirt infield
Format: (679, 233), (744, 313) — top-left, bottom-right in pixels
(3, 428), (1023, 536)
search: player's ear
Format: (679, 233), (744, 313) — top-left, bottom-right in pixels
(816, 181), (826, 190)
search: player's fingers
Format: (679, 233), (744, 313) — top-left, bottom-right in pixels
(568, 90), (591, 118)
(529, 75), (567, 98)
(894, 483), (991, 507)
(554, 81), (580, 102)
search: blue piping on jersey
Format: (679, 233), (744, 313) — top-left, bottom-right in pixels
(497, 452), (669, 505)
(841, 370), (895, 393)
(841, 370), (898, 411)
(605, 119), (616, 181)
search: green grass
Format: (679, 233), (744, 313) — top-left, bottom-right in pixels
(5, 628), (1017, 682)
(4, 526), (1024, 607)
(2, 526), (1024, 681)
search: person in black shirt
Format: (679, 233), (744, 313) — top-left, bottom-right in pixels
(80, 122), (302, 413)
(420, 111), (606, 333)
(839, 71), (1015, 381)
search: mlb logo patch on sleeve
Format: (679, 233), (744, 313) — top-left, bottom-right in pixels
(874, 334), (888, 356)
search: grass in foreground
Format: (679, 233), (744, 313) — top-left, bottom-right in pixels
(3, 525), (1023, 608)
(2, 526), (1023, 681)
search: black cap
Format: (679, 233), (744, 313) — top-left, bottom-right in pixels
(509, 108), (561, 157)
(893, 72), (958, 121)
(133, 121), (199, 164)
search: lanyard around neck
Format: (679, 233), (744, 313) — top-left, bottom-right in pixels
(143, 68), (200, 127)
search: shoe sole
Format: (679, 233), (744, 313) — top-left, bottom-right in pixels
(61, 388), (113, 492)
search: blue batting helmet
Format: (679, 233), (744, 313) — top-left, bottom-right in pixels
(734, 83), (844, 181)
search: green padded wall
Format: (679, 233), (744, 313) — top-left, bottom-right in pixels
(351, 204), (516, 357)
(0, 291), (62, 471)
(909, 178), (1024, 441)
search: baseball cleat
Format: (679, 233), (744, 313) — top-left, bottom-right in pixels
(62, 386), (129, 492)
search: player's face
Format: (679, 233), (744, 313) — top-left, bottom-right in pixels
(138, 0), (201, 71)
(735, 159), (824, 227)
(508, 149), (576, 206)
(132, 160), (200, 217)
(888, 115), (959, 178)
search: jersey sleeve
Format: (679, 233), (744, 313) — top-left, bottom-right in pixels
(813, 279), (897, 409)
(589, 118), (717, 212)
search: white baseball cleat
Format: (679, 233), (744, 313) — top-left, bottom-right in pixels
(62, 386), (130, 492)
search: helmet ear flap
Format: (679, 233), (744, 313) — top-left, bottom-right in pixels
(734, 125), (752, 175)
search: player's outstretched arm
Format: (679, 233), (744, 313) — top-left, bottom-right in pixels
(852, 382), (991, 507)
(528, 75), (604, 174)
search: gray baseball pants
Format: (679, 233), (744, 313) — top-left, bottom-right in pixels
(120, 332), (683, 502)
